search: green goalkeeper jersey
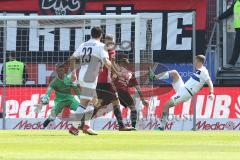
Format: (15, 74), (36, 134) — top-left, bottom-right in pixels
(45, 77), (81, 102)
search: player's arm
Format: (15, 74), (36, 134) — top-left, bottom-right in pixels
(135, 85), (149, 106)
(34, 82), (53, 113)
(41, 82), (54, 104)
(111, 55), (121, 72)
(206, 79), (214, 100)
(45, 85), (53, 98)
(69, 55), (77, 73)
(129, 75), (149, 106)
(103, 58), (120, 77)
(218, 3), (234, 21)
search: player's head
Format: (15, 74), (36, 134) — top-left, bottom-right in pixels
(91, 26), (102, 40)
(195, 55), (206, 68)
(55, 63), (66, 79)
(105, 34), (115, 50)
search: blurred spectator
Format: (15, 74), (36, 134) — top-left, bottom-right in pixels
(218, 0), (240, 69)
(1, 52), (28, 85)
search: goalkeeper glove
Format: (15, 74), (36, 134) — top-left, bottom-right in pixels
(148, 67), (156, 81)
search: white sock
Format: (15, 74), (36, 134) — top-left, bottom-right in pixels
(72, 105), (85, 128)
(84, 105), (95, 127)
(158, 72), (169, 80)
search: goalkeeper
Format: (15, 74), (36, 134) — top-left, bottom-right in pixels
(36, 63), (81, 128)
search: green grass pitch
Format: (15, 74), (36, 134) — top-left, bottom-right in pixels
(0, 131), (239, 160)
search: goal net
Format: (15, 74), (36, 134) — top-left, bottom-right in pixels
(0, 15), (158, 129)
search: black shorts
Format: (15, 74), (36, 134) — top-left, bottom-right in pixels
(117, 90), (134, 107)
(96, 83), (118, 106)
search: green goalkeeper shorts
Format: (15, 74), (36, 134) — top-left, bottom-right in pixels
(51, 98), (79, 116)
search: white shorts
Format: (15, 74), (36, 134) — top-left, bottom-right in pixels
(171, 77), (192, 105)
(78, 80), (97, 100)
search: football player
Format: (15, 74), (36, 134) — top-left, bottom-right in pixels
(112, 57), (149, 130)
(149, 55), (214, 130)
(67, 27), (119, 135)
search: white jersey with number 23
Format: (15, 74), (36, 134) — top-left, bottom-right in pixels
(72, 39), (109, 89)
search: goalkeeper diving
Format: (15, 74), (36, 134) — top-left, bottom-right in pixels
(35, 64), (81, 130)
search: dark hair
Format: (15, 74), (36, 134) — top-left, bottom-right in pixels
(91, 26), (102, 39)
(196, 55), (206, 64)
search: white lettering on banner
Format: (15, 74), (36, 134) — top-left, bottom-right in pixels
(181, 99), (191, 117)
(29, 28), (54, 51)
(148, 96), (160, 118)
(19, 94), (39, 118)
(38, 64), (54, 84)
(235, 96), (240, 118)
(167, 12), (192, 50)
(6, 100), (19, 118)
(29, 16), (39, 51)
(138, 13), (163, 50)
(7, 20), (17, 51)
(6, 12), (193, 52)
(196, 95), (214, 118)
(60, 28), (70, 51)
(213, 95), (231, 118)
(120, 13), (132, 50)
(6, 13), (24, 50)
(1, 91), (238, 119)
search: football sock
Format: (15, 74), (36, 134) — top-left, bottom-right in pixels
(72, 105), (86, 128)
(159, 112), (169, 129)
(43, 118), (53, 128)
(113, 106), (124, 128)
(84, 104), (95, 127)
(162, 112), (168, 120)
(130, 110), (137, 128)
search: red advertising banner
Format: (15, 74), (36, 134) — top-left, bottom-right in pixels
(0, 86), (240, 119)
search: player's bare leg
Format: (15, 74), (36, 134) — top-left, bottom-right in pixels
(149, 69), (181, 130)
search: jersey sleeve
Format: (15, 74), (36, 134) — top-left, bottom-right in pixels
(72, 45), (82, 59)
(202, 69), (211, 82)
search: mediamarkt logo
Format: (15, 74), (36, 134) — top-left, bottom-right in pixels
(40, 0), (85, 15)
(13, 120), (73, 130)
(196, 121), (240, 130)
